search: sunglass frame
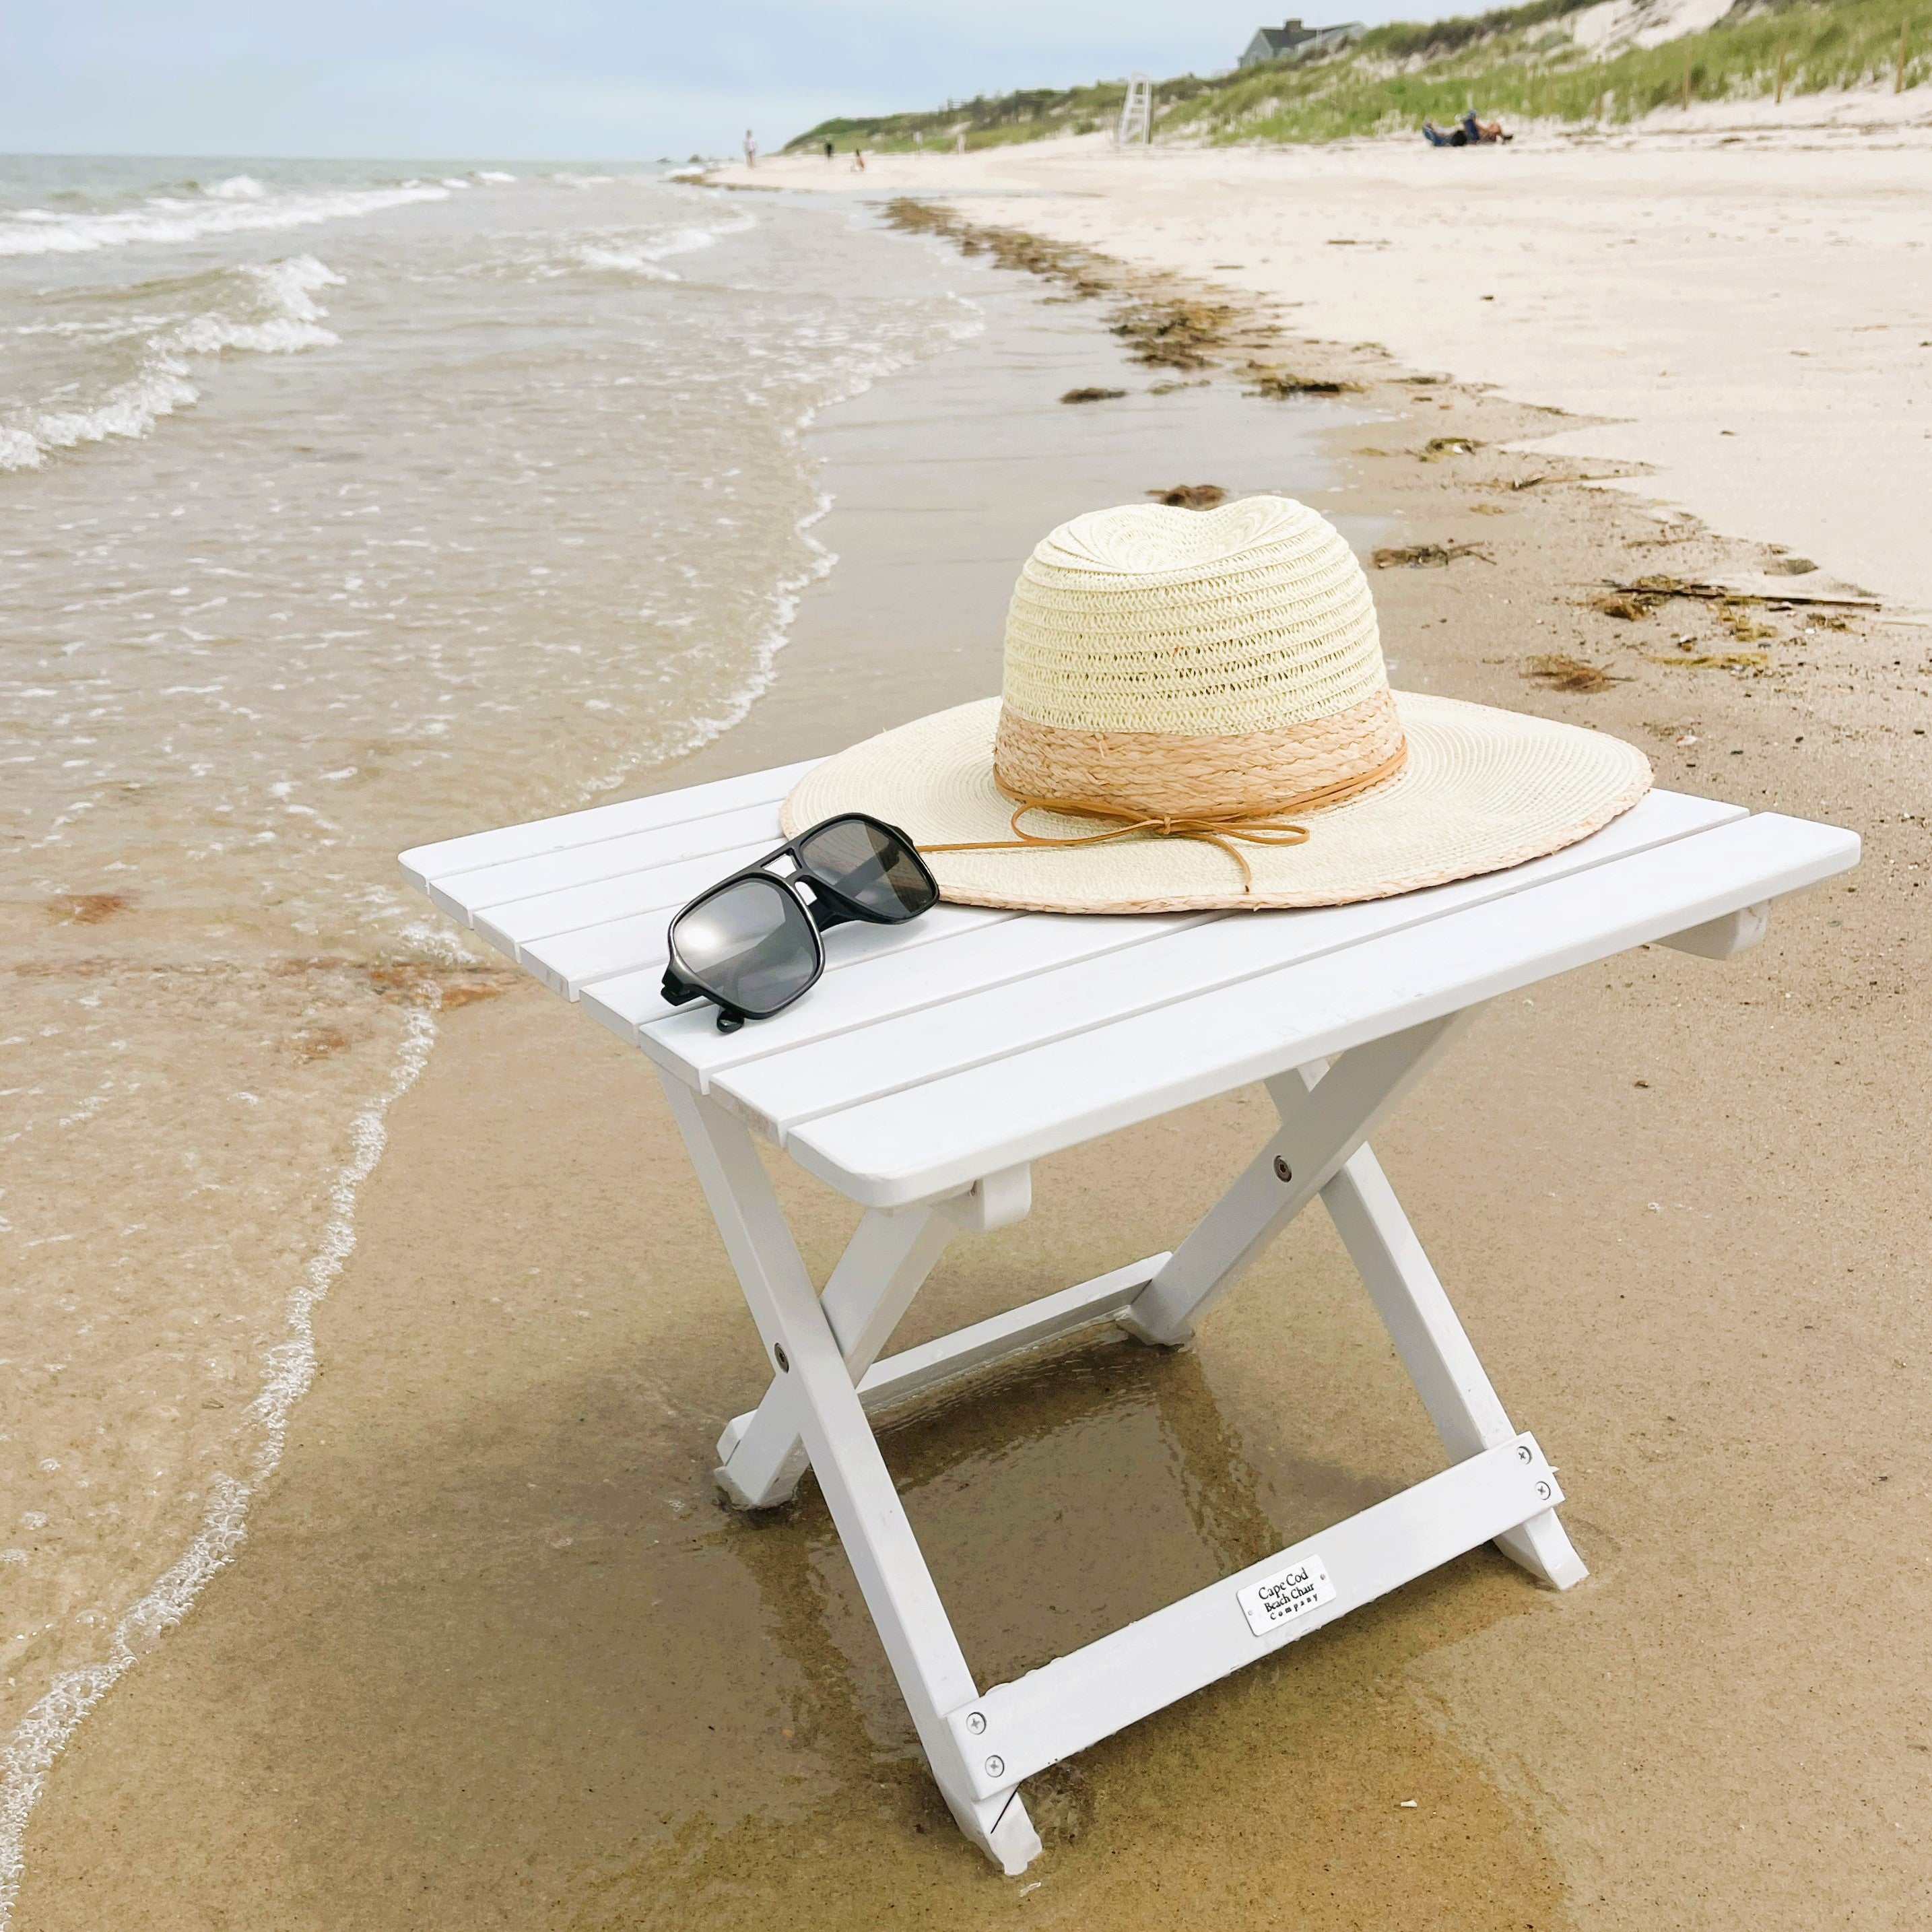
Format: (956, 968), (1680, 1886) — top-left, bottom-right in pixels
(661, 812), (937, 1033)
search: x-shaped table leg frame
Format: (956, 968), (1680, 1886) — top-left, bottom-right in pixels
(659, 1002), (1583, 1875)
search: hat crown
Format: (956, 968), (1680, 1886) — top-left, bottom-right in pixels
(780, 496), (1653, 912)
(1039, 494), (1317, 576)
(1002, 496), (1385, 740)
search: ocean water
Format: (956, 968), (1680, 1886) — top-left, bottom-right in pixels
(0, 159), (980, 904)
(0, 156), (979, 1907)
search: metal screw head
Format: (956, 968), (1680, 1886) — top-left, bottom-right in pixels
(966, 1712), (987, 1735)
(1273, 1155), (1294, 1183)
(1535, 1481), (1552, 1501)
(774, 1344), (790, 1372)
(1516, 1444), (1533, 1463)
(985, 1756), (1005, 1779)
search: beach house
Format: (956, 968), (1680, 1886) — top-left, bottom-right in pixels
(1238, 17), (1365, 66)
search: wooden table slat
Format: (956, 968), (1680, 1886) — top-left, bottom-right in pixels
(438, 799), (791, 917)
(399, 756), (817, 891)
(669, 789), (1743, 1123)
(473, 836), (776, 957)
(777, 814), (1856, 1204)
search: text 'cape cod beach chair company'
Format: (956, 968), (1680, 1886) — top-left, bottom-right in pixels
(403, 500), (1857, 1871)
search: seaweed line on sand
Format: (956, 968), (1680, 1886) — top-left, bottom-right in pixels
(0, 1004), (440, 1929)
(882, 198), (1284, 378)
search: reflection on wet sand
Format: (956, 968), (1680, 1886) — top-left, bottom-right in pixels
(731, 1333), (1293, 1764)
(566, 1286), (1566, 1930)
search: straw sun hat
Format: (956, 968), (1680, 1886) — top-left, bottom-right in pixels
(781, 496), (1652, 914)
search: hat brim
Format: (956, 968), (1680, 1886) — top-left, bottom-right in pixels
(780, 691), (1653, 914)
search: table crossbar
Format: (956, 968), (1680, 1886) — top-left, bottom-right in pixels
(947, 1433), (1562, 1801)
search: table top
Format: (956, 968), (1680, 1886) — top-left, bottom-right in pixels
(402, 760), (1857, 1209)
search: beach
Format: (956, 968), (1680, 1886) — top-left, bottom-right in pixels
(6, 118), (1931, 1929)
(726, 102), (1932, 613)
(0, 163), (987, 1911)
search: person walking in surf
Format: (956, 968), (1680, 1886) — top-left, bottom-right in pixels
(743, 129), (758, 168)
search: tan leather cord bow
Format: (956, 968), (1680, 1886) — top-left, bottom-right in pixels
(920, 742), (1409, 894)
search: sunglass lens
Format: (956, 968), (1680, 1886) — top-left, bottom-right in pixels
(670, 876), (819, 1017)
(795, 815), (937, 921)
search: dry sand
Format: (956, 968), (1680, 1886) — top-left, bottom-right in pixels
(729, 98), (1932, 612)
(13, 119), (1932, 1929)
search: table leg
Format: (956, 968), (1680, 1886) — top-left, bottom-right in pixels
(1122, 1010), (1477, 1346)
(1119, 1007), (1585, 1589)
(715, 1205), (955, 1508)
(1319, 1139), (1587, 1589)
(660, 1075), (1042, 1872)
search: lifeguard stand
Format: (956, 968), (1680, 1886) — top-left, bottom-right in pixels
(1117, 73), (1152, 146)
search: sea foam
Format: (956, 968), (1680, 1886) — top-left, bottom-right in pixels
(562, 207), (758, 281)
(1, 255), (346, 469)
(0, 182), (448, 258)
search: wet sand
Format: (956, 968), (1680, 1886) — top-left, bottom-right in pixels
(0, 172), (957, 1835)
(13, 194), (1932, 1928)
(659, 249), (1375, 782)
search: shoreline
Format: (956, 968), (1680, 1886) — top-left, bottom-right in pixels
(0, 180), (991, 1927)
(1, 199), (1368, 1925)
(648, 199), (1365, 796)
(711, 114), (1932, 616)
(11, 166), (1931, 1929)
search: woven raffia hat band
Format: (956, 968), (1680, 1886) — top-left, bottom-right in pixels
(782, 497), (1653, 914)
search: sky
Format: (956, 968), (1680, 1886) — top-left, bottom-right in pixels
(3, 0), (1460, 161)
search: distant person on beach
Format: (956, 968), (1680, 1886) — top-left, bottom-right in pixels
(851, 148), (867, 172)
(824, 139), (834, 162)
(1422, 111), (1511, 146)
(743, 129), (758, 168)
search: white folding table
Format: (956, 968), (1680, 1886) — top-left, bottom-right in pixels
(402, 760), (1857, 1874)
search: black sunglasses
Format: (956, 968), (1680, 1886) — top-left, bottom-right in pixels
(661, 813), (939, 1032)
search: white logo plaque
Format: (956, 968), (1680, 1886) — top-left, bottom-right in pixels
(1237, 1554), (1337, 1637)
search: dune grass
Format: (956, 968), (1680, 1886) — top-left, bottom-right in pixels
(1178, 0), (1932, 140)
(789, 80), (1149, 154)
(785, 0), (1931, 153)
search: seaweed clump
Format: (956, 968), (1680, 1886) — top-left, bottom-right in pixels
(1372, 541), (1492, 568)
(881, 199), (1110, 297)
(1247, 368), (1359, 398)
(882, 198), (1244, 379)
(1523, 653), (1615, 694)
(1109, 296), (1238, 370)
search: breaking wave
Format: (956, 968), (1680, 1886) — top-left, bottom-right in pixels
(0, 181), (448, 258)
(0, 255), (345, 470)
(532, 207), (758, 282)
